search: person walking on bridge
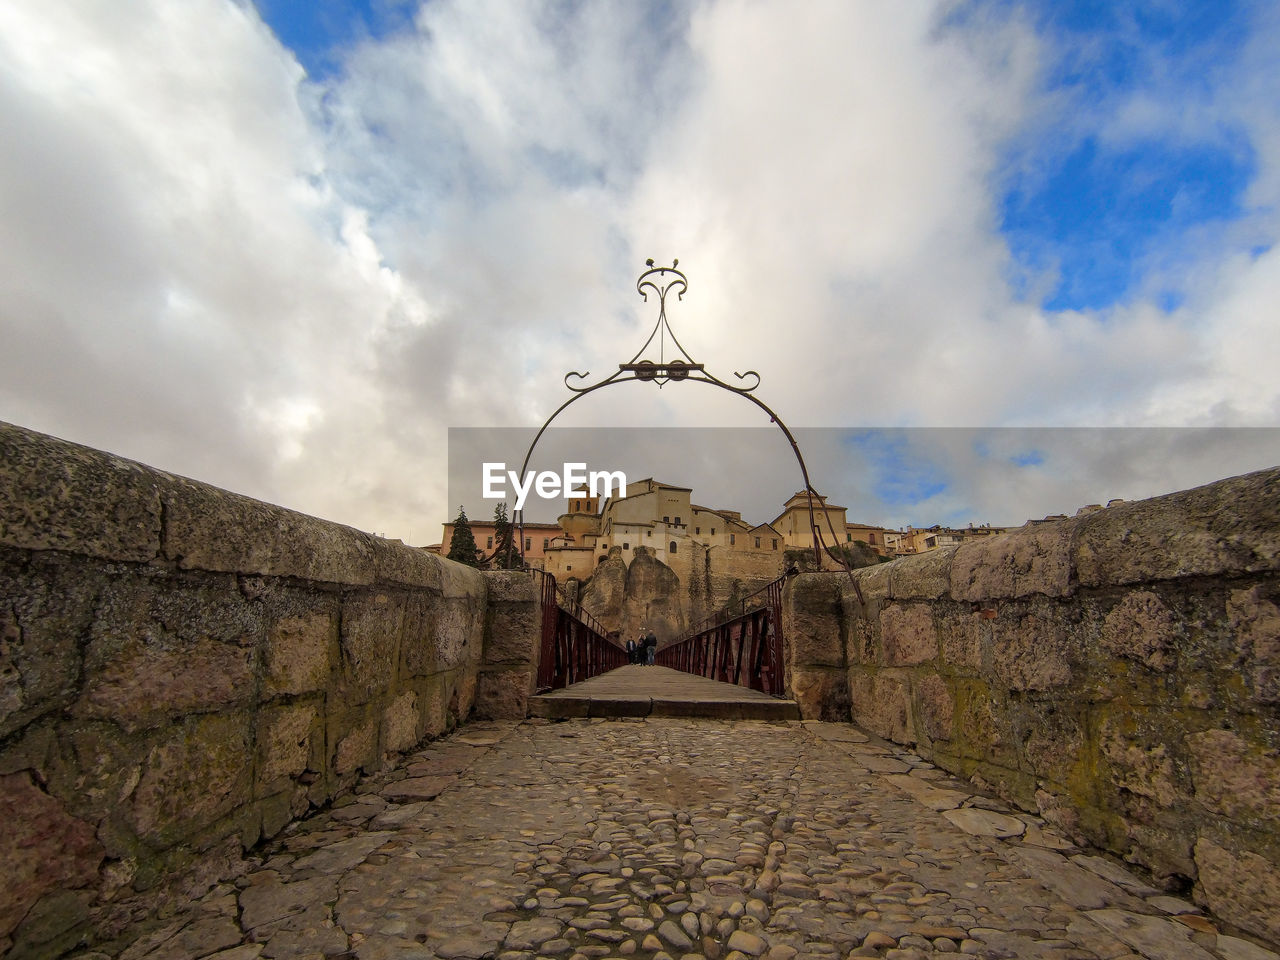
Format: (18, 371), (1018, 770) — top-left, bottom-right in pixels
(644, 629), (657, 666)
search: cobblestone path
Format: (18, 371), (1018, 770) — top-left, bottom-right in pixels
(107, 719), (1278, 960)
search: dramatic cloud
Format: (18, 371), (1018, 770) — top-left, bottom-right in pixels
(2, 0), (1278, 543)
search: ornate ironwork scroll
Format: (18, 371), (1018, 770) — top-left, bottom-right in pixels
(515, 260), (835, 568)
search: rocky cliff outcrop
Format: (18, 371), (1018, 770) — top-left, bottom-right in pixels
(619, 546), (684, 644)
(579, 546), (686, 644)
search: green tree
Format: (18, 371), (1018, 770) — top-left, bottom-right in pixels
(446, 506), (480, 566)
(490, 502), (519, 569)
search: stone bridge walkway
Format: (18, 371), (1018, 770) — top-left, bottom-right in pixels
(100, 717), (1277, 960)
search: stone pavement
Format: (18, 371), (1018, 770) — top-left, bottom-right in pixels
(529, 667), (800, 721)
(93, 718), (1280, 960)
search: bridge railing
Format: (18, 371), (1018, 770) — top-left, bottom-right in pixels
(655, 574), (787, 695)
(533, 569), (626, 691)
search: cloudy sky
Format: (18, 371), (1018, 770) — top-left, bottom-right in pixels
(3, 1), (1279, 542)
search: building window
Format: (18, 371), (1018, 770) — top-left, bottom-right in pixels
(711, 528), (715, 536)
(755, 536), (761, 548)
(847, 532), (852, 542)
(670, 541), (678, 553)
(543, 537), (550, 550)
(695, 527), (700, 535)
(675, 516), (681, 525)
(730, 534), (735, 545)
(772, 539), (778, 550)
(525, 538), (531, 550)
(487, 537), (493, 548)
(870, 533), (877, 544)
(566, 565), (572, 571)
(623, 542), (629, 549)
(663, 516), (669, 523)
(647, 530), (652, 537)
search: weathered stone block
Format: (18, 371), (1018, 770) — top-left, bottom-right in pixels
(0, 422), (162, 561)
(782, 574), (845, 668)
(1228, 584), (1280, 704)
(403, 595), (483, 677)
(162, 476), (374, 584)
(483, 570), (538, 604)
(789, 666), (850, 721)
(951, 521), (1078, 601)
(951, 680), (1016, 768)
(1187, 728), (1280, 826)
(889, 545), (957, 600)
(482, 595), (541, 666)
(473, 666), (535, 720)
(334, 717), (377, 776)
(1126, 822), (1196, 886)
(937, 609), (983, 670)
(1018, 702), (1085, 787)
(452, 670), (478, 724)
(879, 603), (937, 666)
(381, 691), (419, 754)
(257, 704), (317, 786)
(846, 615), (874, 665)
(1100, 590), (1179, 670)
(1075, 468), (1280, 587)
(1098, 718), (1178, 809)
(78, 639), (254, 732)
(76, 574), (259, 730)
(339, 592), (402, 704)
(1194, 837), (1280, 943)
(370, 537), (445, 589)
(418, 675), (450, 738)
(990, 613), (1073, 692)
(438, 557), (487, 600)
(0, 771), (102, 941)
(914, 673), (953, 742)
(264, 612), (334, 697)
(0, 557), (94, 738)
(127, 713), (253, 843)
(850, 561), (891, 605)
(849, 671), (911, 743)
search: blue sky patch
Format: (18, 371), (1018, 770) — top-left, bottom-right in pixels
(994, 0), (1258, 313)
(844, 431), (950, 508)
(254, 0), (416, 79)
(1001, 136), (1254, 311)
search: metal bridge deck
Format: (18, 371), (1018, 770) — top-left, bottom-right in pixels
(529, 664), (801, 720)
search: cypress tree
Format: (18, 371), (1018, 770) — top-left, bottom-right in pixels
(491, 502), (518, 569)
(446, 506), (479, 566)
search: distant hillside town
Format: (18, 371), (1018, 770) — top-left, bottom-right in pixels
(430, 478), (1118, 575)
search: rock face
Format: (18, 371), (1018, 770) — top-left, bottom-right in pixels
(782, 466), (1280, 944)
(580, 547), (628, 629)
(0, 421), (488, 950)
(579, 544), (786, 648)
(579, 546), (686, 645)
(620, 547), (685, 644)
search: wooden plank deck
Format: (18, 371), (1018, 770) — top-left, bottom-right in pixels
(528, 664), (801, 720)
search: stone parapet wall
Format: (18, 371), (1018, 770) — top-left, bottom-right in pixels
(474, 570), (542, 719)
(0, 422), (489, 955)
(782, 467), (1280, 943)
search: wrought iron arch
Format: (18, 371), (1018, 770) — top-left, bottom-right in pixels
(515, 261), (840, 569)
